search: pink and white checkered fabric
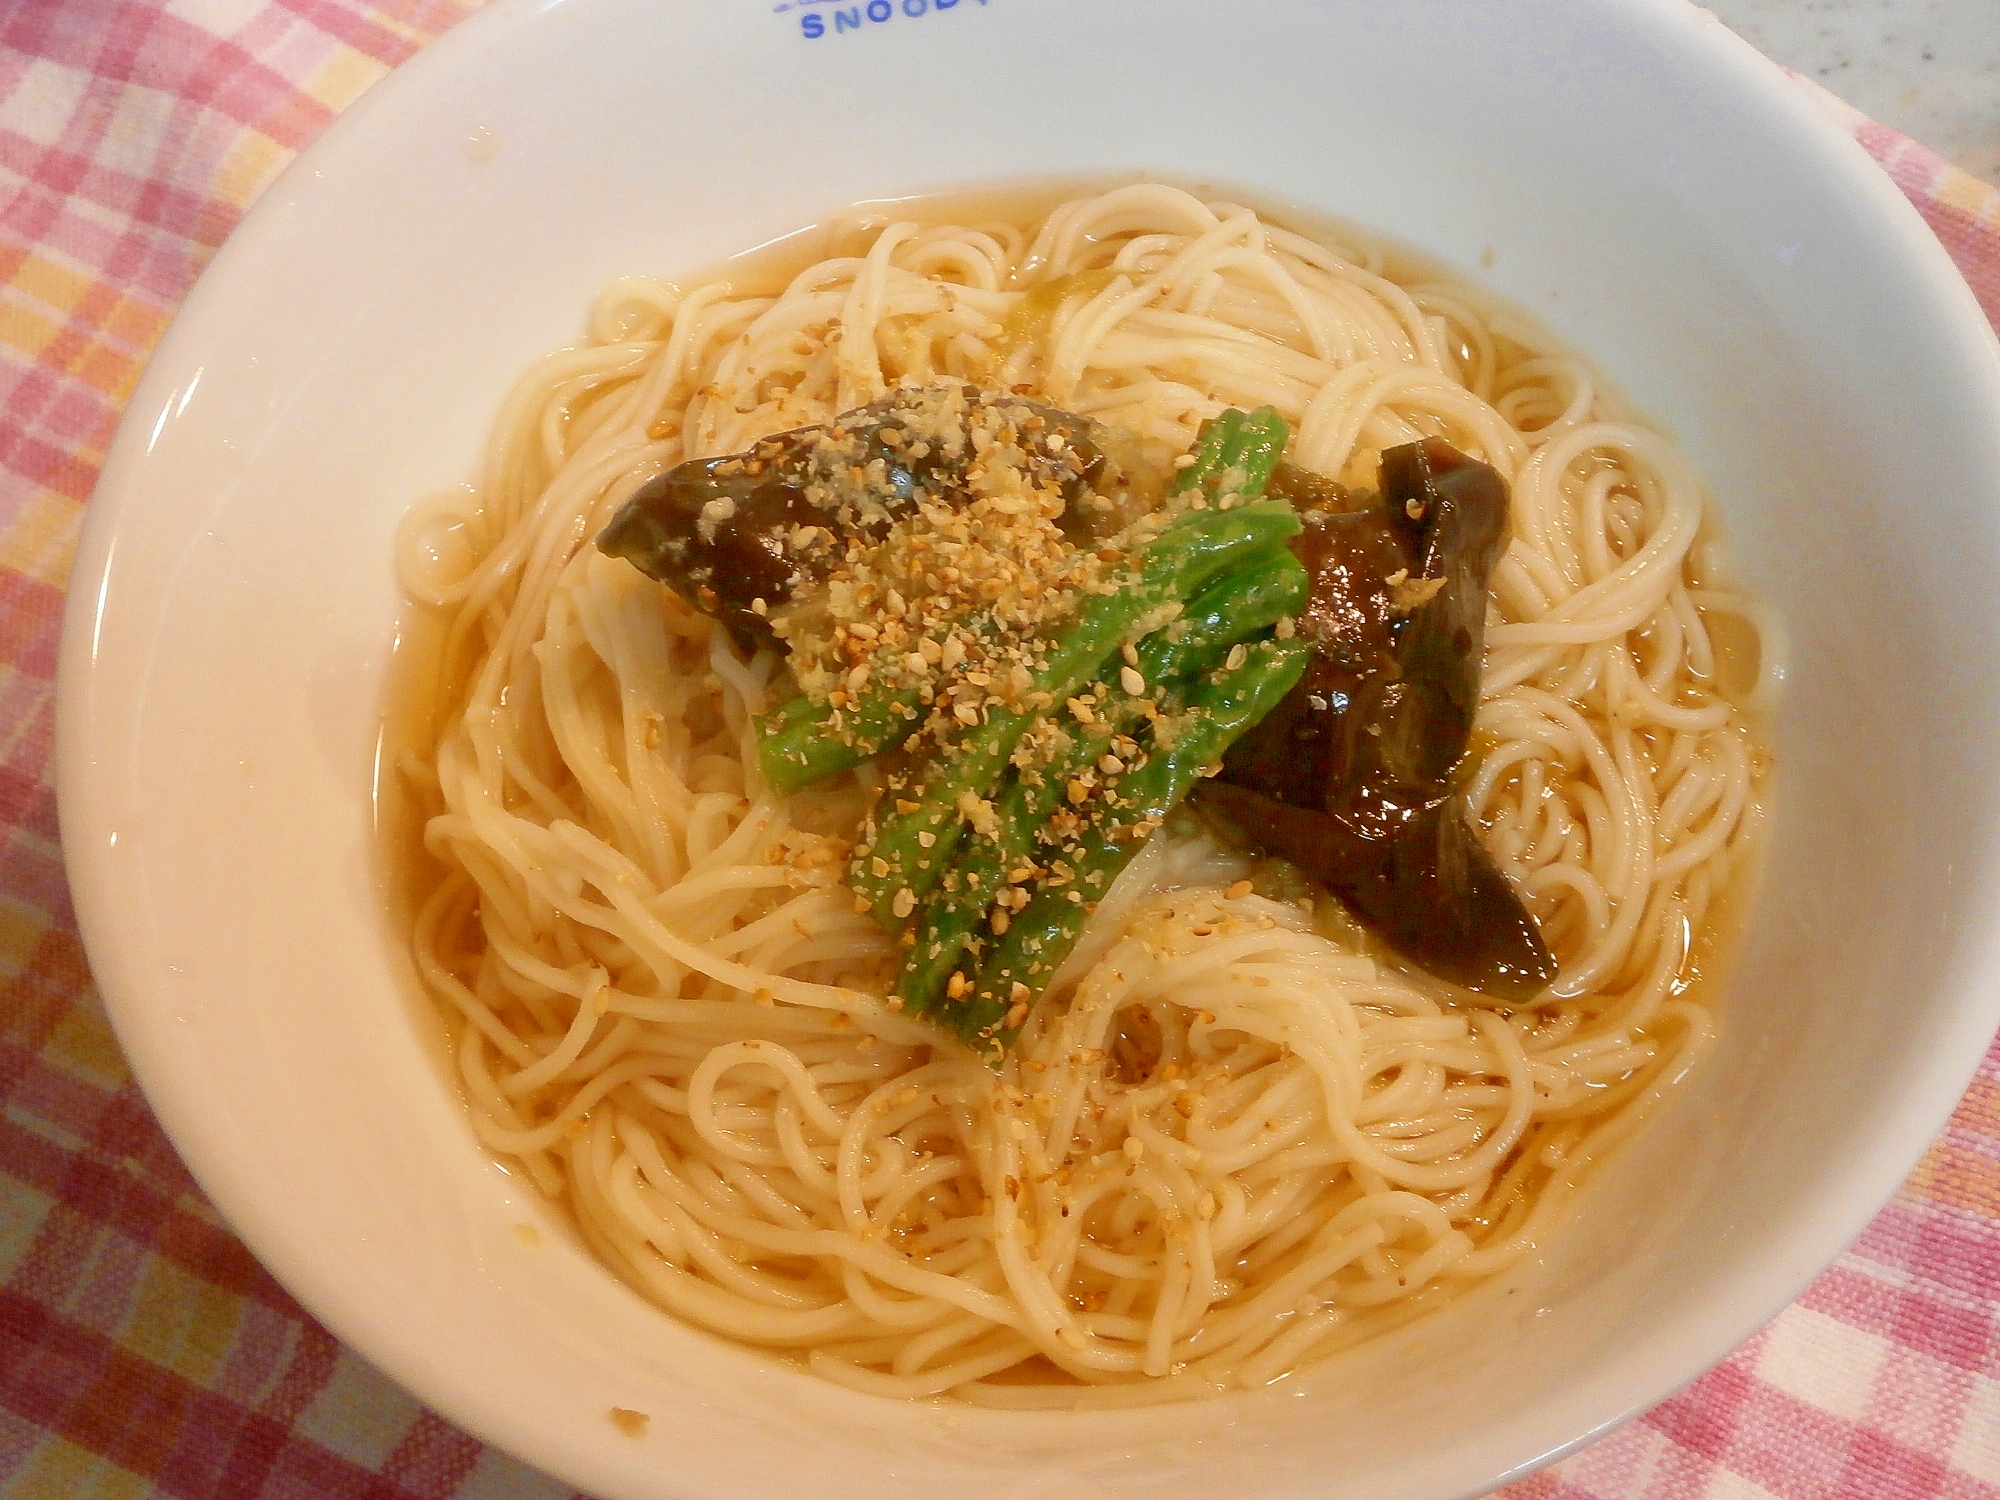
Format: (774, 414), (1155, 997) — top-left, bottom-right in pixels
(2, 7), (1998, 1498)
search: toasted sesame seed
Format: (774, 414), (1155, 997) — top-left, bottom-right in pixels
(1119, 666), (1146, 696)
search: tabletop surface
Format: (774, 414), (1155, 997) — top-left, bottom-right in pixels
(1704, 0), (2000, 185)
(3, 4), (2000, 1499)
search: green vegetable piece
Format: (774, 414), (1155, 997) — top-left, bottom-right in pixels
(759, 497), (1299, 798)
(844, 409), (1292, 912)
(1171, 405), (1288, 501)
(758, 682), (928, 794)
(891, 551), (1309, 1028)
(952, 637), (1312, 1046)
(756, 406), (1290, 799)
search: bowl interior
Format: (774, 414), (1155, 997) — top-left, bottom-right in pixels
(56, 1), (2000, 1497)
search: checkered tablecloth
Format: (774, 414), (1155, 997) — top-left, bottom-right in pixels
(4, 5), (1999, 1498)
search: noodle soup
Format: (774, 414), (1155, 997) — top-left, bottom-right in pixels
(389, 182), (1768, 1403)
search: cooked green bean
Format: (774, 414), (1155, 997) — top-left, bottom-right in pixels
(891, 551), (1310, 1022)
(1171, 405), (1288, 501)
(937, 637), (1312, 1045)
(760, 498), (1298, 796)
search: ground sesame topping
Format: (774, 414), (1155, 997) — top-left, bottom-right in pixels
(757, 388), (1132, 762)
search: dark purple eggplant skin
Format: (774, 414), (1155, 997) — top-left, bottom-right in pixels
(1199, 783), (1555, 998)
(595, 387), (1114, 653)
(1201, 439), (1557, 1001)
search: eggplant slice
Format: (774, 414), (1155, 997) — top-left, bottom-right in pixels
(1200, 439), (1557, 1000)
(597, 386), (1136, 653)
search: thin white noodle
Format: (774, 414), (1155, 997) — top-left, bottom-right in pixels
(398, 184), (1766, 1403)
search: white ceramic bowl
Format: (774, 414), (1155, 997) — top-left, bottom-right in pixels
(56, 1), (2000, 1496)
